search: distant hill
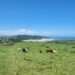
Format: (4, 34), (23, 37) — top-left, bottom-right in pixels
(0, 35), (48, 43)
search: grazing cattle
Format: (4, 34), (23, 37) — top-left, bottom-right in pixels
(18, 47), (29, 53)
(17, 47), (30, 53)
(22, 48), (29, 52)
(46, 49), (56, 53)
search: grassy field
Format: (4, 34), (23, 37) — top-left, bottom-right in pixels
(0, 41), (75, 75)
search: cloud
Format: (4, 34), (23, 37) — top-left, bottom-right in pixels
(0, 28), (33, 36)
(16, 28), (33, 35)
(1, 28), (74, 36)
(0, 28), (53, 36)
(0, 28), (60, 36)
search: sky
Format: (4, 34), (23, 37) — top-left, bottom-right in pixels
(0, 0), (75, 36)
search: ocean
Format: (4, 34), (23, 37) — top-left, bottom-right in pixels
(51, 37), (75, 41)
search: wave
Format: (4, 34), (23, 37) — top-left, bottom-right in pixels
(23, 38), (55, 42)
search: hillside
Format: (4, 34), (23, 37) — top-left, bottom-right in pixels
(0, 35), (48, 43)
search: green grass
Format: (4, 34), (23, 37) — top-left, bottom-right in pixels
(0, 41), (75, 75)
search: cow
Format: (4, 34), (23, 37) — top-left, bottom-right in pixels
(46, 49), (56, 53)
(18, 47), (29, 53)
(22, 48), (29, 52)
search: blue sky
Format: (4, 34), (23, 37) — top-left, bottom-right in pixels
(0, 0), (75, 36)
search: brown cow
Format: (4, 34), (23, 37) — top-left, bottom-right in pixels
(46, 49), (56, 53)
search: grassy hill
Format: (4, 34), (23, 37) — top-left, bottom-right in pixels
(0, 41), (75, 75)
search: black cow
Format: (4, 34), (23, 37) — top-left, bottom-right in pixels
(22, 48), (29, 53)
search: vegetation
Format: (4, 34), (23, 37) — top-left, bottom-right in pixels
(0, 41), (75, 75)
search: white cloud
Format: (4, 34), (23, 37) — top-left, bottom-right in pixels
(0, 28), (33, 36)
(0, 29), (60, 36)
(0, 29), (53, 36)
(16, 28), (33, 35)
(1, 28), (74, 36)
